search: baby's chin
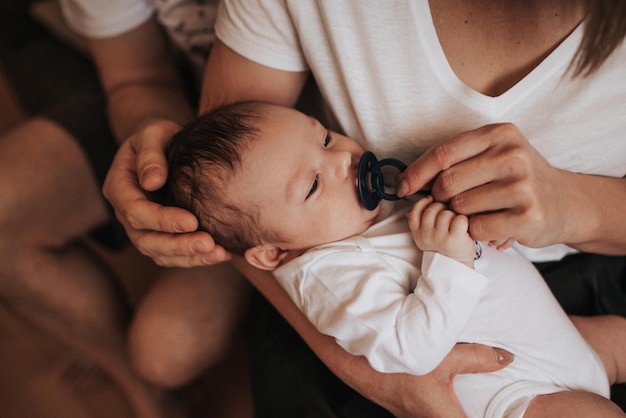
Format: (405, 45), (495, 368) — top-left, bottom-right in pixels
(350, 212), (380, 237)
(366, 203), (383, 223)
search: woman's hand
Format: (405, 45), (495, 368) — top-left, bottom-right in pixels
(367, 343), (513, 418)
(103, 120), (231, 267)
(397, 123), (570, 249)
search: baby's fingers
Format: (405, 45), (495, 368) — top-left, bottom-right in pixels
(450, 214), (470, 236)
(407, 196), (435, 226)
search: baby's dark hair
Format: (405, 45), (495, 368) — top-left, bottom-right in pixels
(160, 101), (278, 255)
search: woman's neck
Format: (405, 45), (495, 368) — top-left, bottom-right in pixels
(429, 0), (587, 96)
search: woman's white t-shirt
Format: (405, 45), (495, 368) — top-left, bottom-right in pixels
(215, 0), (626, 261)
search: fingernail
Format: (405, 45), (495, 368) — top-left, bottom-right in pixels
(190, 241), (208, 254)
(396, 179), (409, 197)
(203, 249), (227, 265)
(495, 348), (514, 364)
(141, 165), (161, 183)
(173, 220), (194, 233)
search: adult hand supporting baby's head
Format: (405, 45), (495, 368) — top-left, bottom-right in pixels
(103, 119), (231, 267)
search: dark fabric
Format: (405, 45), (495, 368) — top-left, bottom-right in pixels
(247, 253), (626, 416)
(537, 252), (626, 411)
(536, 253), (626, 316)
(246, 290), (393, 418)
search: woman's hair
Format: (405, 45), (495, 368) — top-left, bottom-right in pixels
(574, 0), (626, 76)
(160, 101), (278, 255)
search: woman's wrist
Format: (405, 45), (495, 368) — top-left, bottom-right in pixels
(557, 170), (626, 254)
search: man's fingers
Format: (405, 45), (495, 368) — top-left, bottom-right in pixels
(152, 250), (231, 268)
(132, 229), (215, 259)
(131, 121), (182, 191)
(118, 199), (198, 234)
(466, 207), (546, 246)
(130, 229), (231, 267)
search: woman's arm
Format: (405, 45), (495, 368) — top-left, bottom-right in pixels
(397, 123), (626, 255)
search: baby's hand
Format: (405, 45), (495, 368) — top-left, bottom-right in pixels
(488, 238), (516, 252)
(407, 196), (476, 268)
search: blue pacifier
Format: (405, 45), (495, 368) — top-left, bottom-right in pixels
(357, 151), (407, 210)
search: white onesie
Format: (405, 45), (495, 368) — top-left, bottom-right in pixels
(274, 201), (609, 418)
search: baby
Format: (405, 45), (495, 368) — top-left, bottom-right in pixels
(160, 100), (625, 418)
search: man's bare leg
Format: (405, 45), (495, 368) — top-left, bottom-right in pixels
(0, 118), (175, 418)
(129, 262), (254, 415)
(129, 263), (251, 389)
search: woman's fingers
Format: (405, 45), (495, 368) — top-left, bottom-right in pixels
(398, 123), (569, 247)
(397, 124), (502, 197)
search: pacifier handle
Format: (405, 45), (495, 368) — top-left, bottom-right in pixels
(357, 151), (407, 211)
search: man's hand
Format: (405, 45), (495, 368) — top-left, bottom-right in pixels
(103, 120), (230, 267)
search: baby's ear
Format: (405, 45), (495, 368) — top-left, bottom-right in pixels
(244, 244), (289, 271)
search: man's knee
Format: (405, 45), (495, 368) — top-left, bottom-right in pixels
(128, 310), (233, 388)
(0, 118), (109, 250)
(128, 264), (251, 387)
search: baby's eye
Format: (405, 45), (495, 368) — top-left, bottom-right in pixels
(307, 176), (319, 199)
(324, 131), (332, 147)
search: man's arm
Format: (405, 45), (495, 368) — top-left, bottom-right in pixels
(88, 18), (194, 143)
(93, 19), (216, 265)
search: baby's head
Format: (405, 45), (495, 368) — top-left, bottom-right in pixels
(163, 101), (380, 270)
(163, 101), (274, 255)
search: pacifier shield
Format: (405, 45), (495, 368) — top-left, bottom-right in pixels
(357, 151), (407, 211)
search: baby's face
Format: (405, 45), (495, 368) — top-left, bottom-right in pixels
(228, 105), (381, 251)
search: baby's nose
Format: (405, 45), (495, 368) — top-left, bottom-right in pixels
(333, 150), (353, 179)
